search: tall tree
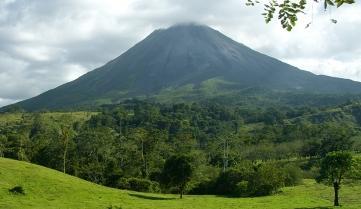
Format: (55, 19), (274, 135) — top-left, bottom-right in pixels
(130, 128), (149, 177)
(161, 155), (193, 199)
(316, 151), (353, 206)
(0, 135), (7, 157)
(74, 127), (118, 184)
(60, 125), (74, 174)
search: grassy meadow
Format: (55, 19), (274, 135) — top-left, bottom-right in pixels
(1, 158), (361, 209)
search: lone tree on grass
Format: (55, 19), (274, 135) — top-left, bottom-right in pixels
(161, 155), (193, 199)
(316, 151), (352, 206)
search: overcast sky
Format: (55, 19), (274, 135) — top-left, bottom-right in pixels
(0, 0), (360, 107)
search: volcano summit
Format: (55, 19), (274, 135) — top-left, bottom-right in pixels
(8, 24), (361, 110)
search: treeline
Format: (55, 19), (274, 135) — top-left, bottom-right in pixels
(0, 100), (360, 196)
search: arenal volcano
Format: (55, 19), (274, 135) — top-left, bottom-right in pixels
(7, 23), (361, 110)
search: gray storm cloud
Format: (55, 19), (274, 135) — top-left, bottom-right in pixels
(0, 0), (360, 107)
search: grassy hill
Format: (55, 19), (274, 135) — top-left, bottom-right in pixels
(1, 158), (361, 209)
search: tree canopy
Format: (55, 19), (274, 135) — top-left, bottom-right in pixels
(316, 151), (353, 206)
(1, 100), (361, 200)
(161, 155), (193, 199)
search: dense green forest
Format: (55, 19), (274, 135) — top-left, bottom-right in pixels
(1, 100), (361, 197)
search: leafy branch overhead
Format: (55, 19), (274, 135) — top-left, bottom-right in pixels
(245, 0), (355, 31)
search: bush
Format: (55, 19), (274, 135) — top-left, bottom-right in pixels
(107, 205), (122, 209)
(347, 156), (361, 179)
(188, 180), (215, 195)
(212, 162), (254, 196)
(282, 164), (303, 186)
(235, 181), (249, 197)
(302, 166), (320, 179)
(116, 178), (160, 193)
(190, 162), (299, 197)
(214, 168), (248, 196)
(247, 163), (285, 196)
(187, 164), (219, 195)
(117, 178), (129, 190)
(9, 186), (25, 195)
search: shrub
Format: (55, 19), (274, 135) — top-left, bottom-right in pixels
(247, 163), (285, 196)
(117, 178), (160, 193)
(213, 162), (254, 196)
(117, 178), (129, 190)
(346, 156), (361, 180)
(188, 180), (215, 195)
(214, 168), (248, 195)
(107, 205), (122, 209)
(9, 186), (25, 195)
(302, 166), (320, 179)
(235, 181), (249, 197)
(282, 164), (303, 186)
(191, 162), (296, 197)
(187, 164), (219, 195)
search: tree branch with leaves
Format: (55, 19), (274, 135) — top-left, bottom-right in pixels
(245, 0), (355, 31)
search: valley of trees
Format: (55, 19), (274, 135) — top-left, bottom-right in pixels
(1, 100), (361, 202)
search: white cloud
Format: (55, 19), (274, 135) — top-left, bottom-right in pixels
(0, 98), (18, 108)
(64, 64), (88, 81)
(286, 57), (361, 82)
(0, 0), (360, 107)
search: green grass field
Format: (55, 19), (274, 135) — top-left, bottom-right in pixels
(1, 158), (361, 209)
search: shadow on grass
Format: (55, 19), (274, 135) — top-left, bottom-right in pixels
(213, 190), (285, 199)
(294, 207), (331, 209)
(214, 195), (243, 199)
(128, 193), (177, 200)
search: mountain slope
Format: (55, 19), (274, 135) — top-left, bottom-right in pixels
(2, 157), (361, 209)
(8, 24), (361, 110)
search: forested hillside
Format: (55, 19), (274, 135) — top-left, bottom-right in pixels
(1, 100), (361, 197)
